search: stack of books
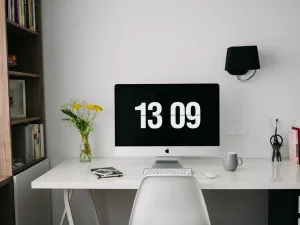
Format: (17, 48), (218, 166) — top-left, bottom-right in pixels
(7, 0), (37, 32)
(288, 126), (300, 164)
(11, 123), (44, 164)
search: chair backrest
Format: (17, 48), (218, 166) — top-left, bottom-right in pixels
(129, 176), (211, 225)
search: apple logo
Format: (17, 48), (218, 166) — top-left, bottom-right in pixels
(165, 148), (169, 154)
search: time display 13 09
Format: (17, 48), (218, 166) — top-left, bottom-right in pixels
(134, 102), (201, 129)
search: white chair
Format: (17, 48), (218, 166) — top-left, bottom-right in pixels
(129, 176), (211, 225)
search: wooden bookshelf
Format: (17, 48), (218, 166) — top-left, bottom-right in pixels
(9, 70), (40, 78)
(1, 0), (47, 223)
(0, 0), (12, 179)
(10, 117), (42, 125)
(0, 1), (14, 224)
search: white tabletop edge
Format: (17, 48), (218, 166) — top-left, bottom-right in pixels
(31, 158), (300, 190)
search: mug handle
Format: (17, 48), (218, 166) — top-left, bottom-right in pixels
(237, 157), (243, 166)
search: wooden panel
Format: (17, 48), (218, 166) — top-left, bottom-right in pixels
(0, 0), (12, 177)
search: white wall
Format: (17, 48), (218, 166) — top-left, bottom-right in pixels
(41, 0), (300, 224)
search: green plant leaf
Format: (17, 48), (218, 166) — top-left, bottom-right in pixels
(61, 109), (77, 119)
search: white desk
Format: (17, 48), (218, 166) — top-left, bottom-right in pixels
(31, 158), (300, 225)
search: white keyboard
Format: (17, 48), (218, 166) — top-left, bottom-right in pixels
(143, 168), (193, 176)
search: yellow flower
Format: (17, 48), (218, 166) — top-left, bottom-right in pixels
(85, 104), (94, 109)
(72, 103), (82, 110)
(94, 105), (103, 112)
(86, 104), (103, 112)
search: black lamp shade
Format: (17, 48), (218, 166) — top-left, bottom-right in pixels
(225, 46), (260, 75)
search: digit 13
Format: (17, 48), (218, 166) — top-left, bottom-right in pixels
(134, 102), (201, 129)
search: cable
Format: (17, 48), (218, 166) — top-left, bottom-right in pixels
(237, 70), (257, 81)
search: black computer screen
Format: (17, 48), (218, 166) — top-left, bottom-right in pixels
(115, 84), (219, 146)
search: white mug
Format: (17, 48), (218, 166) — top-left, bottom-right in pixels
(223, 152), (243, 172)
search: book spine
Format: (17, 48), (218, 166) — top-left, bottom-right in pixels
(289, 129), (299, 164)
(28, 0), (31, 30)
(22, 0), (24, 26)
(12, 0), (15, 22)
(32, 0), (36, 31)
(8, 0), (11, 20)
(40, 124), (44, 158)
(24, 0), (27, 27)
(30, 0), (33, 30)
(19, 0), (22, 25)
(20, 0), (23, 25)
(22, 0), (25, 26)
(15, 0), (19, 24)
(30, 125), (35, 160)
(34, 124), (40, 159)
(292, 127), (300, 164)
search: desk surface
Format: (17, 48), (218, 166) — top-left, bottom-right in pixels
(31, 158), (300, 190)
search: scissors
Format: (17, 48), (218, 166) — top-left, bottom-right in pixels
(270, 119), (283, 162)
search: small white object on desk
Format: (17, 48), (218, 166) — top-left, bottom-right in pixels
(203, 172), (218, 179)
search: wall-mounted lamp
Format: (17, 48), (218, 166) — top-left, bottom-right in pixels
(225, 46), (260, 81)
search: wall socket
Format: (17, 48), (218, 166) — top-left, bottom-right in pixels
(227, 126), (248, 137)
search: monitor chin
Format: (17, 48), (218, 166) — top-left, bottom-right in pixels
(115, 146), (221, 157)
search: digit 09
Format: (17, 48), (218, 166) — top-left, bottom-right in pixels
(135, 102), (201, 129)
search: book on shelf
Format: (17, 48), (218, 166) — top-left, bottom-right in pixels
(7, 0), (37, 31)
(11, 123), (44, 164)
(34, 124), (40, 160)
(40, 124), (44, 158)
(288, 129), (299, 164)
(7, 0), (11, 21)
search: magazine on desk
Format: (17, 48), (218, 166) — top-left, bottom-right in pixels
(91, 167), (123, 179)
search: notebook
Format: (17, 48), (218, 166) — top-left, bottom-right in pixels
(91, 167), (123, 179)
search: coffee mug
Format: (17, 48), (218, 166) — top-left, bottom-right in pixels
(223, 152), (243, 171)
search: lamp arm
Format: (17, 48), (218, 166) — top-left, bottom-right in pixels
(237, 70), (257, 81)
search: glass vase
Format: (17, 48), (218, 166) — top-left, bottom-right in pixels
(80, 135), (92, 162)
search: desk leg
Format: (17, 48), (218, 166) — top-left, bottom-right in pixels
(60, 190), (101, 225)
(60, 189), (74, 225)
(63, 189), (75, 225)
(89, 190), (101, 225)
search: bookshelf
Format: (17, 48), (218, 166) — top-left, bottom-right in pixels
(0, 0), (47, 223)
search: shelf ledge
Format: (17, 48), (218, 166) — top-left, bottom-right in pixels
(9, 71), (40, 78)
(11, 117), (42, 125)
(6, 20), (38, 35)
(13, 158), (46, 175)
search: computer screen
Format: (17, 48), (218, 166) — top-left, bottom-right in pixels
(115, 84), (219, 149)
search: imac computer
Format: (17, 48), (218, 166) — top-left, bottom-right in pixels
(115, 84), (220, 168)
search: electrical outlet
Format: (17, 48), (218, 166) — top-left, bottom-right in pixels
(238, 127), (248, 136)
(227, 127), (238, 137)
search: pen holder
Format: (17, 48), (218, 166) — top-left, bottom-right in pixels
(271, 144), (282, 162)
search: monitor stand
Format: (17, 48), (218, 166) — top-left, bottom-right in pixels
(151, 157), (183, 168)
